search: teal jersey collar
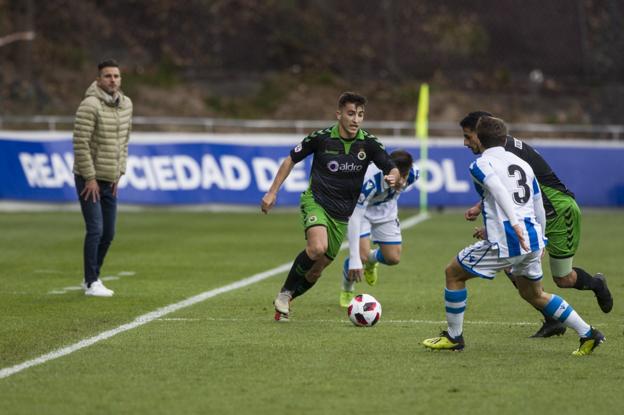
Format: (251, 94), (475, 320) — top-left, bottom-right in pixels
(330, 124), (365, 140)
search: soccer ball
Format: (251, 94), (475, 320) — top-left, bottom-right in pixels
(347, 294), (382, 327)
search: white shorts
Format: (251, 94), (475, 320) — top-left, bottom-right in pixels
(457, 240), (543, 280)
(360, 218), (402, 245)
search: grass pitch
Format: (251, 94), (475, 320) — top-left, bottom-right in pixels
(0, 209), (622, 415)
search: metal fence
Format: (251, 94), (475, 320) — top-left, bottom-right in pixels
(1, 115), (622, 140)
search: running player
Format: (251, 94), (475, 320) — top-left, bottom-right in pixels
(460, 111), (612, 338)
(423, 116), (604, 356)
(261, 92), (401, 321)
(339, 149), (418, 307)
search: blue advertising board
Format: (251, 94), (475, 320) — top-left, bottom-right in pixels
(1, 132), (623, 207)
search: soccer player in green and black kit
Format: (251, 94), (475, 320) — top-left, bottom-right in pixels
(261, 92), (400, 321)
(460, 111), (613, 337)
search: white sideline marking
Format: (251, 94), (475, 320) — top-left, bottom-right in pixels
(0, 212), (429, 380)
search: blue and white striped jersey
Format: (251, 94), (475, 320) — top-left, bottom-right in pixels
(355, 163), (418, 224)
(469, 146), (546, 258)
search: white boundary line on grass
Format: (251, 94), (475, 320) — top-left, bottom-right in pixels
(0, 212), (429, 380)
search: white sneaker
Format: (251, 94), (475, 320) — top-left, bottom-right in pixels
(273, 291), (291, 314)
(84, 280), (114, 297)
(273, 291), (292, 321)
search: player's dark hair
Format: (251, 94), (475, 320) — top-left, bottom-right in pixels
(476, 116), (508, 148)
(460, 111), (493, 130)
(390, 149), (414, 176)
(98, 59), (120, 74)
(338, 92), (367, 109)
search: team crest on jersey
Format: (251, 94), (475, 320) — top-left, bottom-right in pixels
(357, 150), (367, 160)
(294, 143), (302, 153)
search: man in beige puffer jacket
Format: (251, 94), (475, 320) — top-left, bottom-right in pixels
(72, 59), (132, 297)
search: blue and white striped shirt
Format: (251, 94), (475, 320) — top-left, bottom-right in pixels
(469, 147), (546, 258)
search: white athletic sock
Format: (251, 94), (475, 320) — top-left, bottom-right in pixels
(543, 294), (591, 337)
(367, 249), (378, 265)
(342, 258), (355, 291)
(445, 288), (467, 339)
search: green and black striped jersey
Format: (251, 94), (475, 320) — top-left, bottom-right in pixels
(290, 124), (396, 221)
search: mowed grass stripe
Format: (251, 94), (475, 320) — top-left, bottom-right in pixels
(0, 212), (430, 379)
(153, 316), (583, 327)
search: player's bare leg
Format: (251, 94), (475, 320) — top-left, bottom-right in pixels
(423, 259), (474, 351)
(379, 244), (401, 265)
(515, 276), (605, 356)
(550, 257), (612, 313)
(503, 268), (566, 338)
(361, 241), (402, 286)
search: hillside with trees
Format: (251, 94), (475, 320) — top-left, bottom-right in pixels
(1, 0), (622, 124)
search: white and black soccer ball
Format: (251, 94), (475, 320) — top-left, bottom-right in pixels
(347, 294), (382, 327)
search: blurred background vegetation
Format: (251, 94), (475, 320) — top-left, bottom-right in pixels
(1, 0), (622, 124)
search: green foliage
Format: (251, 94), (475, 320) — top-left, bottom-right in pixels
(396, 83), (422, 105)
(205, 72), (302, 118)
(127, 58), (180, 90)
(0, 210), (622, 414)
(424, 14), (489, 57)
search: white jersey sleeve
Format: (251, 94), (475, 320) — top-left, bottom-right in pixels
(347, 205), (365, 270)
(532, 177), (546, 237)
(357, 165), (418, 224)
(478, 164), (519, 227)
(356, 168), (381, 209)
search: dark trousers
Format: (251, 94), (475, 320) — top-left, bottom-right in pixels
(75, 175), (117, 285)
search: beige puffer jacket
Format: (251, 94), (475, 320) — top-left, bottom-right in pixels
(72, 81), (133, 182)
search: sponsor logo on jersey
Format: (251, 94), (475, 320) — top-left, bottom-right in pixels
(307, 215), (318, 224)
(327, 161), (339, 172)
(294, 144), (302, 153)
(327, 161), (363, 173)
(357, 150), (367, 160)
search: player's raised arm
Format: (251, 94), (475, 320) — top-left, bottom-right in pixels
(262, 130), (318, 214)
(367, 134), (400, 190)
(261, 156), (295, 214)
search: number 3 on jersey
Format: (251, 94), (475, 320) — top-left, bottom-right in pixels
(508, 164), (530, 204)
